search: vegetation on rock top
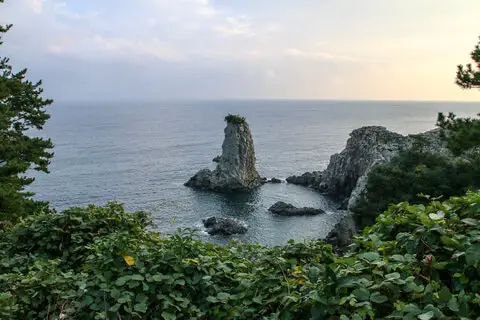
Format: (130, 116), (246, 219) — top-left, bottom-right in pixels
(225, 114), (246, 125)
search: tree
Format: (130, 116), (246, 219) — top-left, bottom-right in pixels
(0, 0), (54, 224)
(456, 36), (480, 89)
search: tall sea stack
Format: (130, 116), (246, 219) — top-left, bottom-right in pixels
(185, 114), (262, 192)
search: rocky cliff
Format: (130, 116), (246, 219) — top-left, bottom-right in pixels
(287, 126), (450, 212)
(185, 116), (262, 192)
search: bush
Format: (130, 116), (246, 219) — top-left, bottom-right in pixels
(437, 112), (480, 155)
(2, 193), (480, 319)
(225, 114), (246, 125)
(358, 148), (480, 227)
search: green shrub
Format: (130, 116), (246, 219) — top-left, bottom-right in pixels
(358, 148), (480, 228)
(437, 112), (480, 155)
(2, 193), (480, 319)
(224, 114), (246, 125)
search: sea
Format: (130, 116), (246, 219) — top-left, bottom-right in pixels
(29, 100), (479, 245)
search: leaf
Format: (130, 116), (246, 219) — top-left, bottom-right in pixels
(84, 295), (94, 306)
(358, 252), (380, 262)
(447, 297), (459, 312)
(308, 266), (321, 283)
(390, 255), (405, 262)
(440, 236), (460, 248)
(438, 286), (451, 303)
(161, 311), (176, 320)
(370, 292), (388, 304)
(131, 274), (144, 281)
(417, 311), (434, 320)
(122, 255), (135, 266)
(429, 213), (444, 221)
(403, 304), (422, 315)
(217, 292), (230, 301)
(134, 302), (148, 313)
(461, 218), (479, 226)
(115, 275), (132, 286)
(465, 243), (480, 266)
(352, 288), (370, 301)
(385, 272), (401, 281)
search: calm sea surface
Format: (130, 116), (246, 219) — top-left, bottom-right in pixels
(29, 100), (479, 245)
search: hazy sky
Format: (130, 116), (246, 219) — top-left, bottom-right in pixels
(1, 0), (480, 101)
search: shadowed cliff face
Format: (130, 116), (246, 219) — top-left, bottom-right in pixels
(185, 120), (262, 192)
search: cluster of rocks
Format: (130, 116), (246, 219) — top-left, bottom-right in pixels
(262, 177), (282, 184)
(187, 117), (453, 248)
(268, 201), (325, 216)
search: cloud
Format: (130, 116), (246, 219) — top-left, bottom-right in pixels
(3, 0), (480, 100)
(214, 16), (255, 37)
(285, 48), (359, 62)
(30, 0), (44, 13)
(53, 2), (98, 20)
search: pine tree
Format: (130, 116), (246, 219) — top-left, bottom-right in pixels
(456, 37), (480, 89)
(0, 0), (54, 224)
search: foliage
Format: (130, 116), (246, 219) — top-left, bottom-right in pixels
(436, 112), (480, 156)
(2, 193), (480, 319)
(456, 36), (480, 89)
(359, 147), (480, 227)
(225, 114), (246, 125)
(0, 1), (54, 224)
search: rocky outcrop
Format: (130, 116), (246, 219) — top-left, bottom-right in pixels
(185, 116), (262, 192)
(268, 201), (325, 216)
(286, 171), (323, 187)
(324, 213), (356, 254)
(202, 217), (247, 236)
(212, 155), (221, 163)
(289, 126), (450, 213)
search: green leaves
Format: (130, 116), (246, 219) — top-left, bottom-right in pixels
(417, 311), (434, 320)
(352, 288), (370, 301)
(358, 252), (380, 262)
(465, 243), (480, 266)
(3, 193), (480, 319)
(370, 292), (388, 304)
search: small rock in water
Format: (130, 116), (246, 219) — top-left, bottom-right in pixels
(286, 171), (323, 187)
(202, 217), (247, 236)
(212, 155), (221, 163)
(268, 201), (325, 216)
(269, 177), (282, 183)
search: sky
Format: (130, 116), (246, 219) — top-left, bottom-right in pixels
(1, 0), (480, 101)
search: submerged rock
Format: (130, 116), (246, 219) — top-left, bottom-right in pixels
(268, 201), (325, 216)
(185, 115), (262, 192)
(202, 217), (247, 236)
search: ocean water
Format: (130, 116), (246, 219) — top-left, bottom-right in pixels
(30, 100), (479, 245)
